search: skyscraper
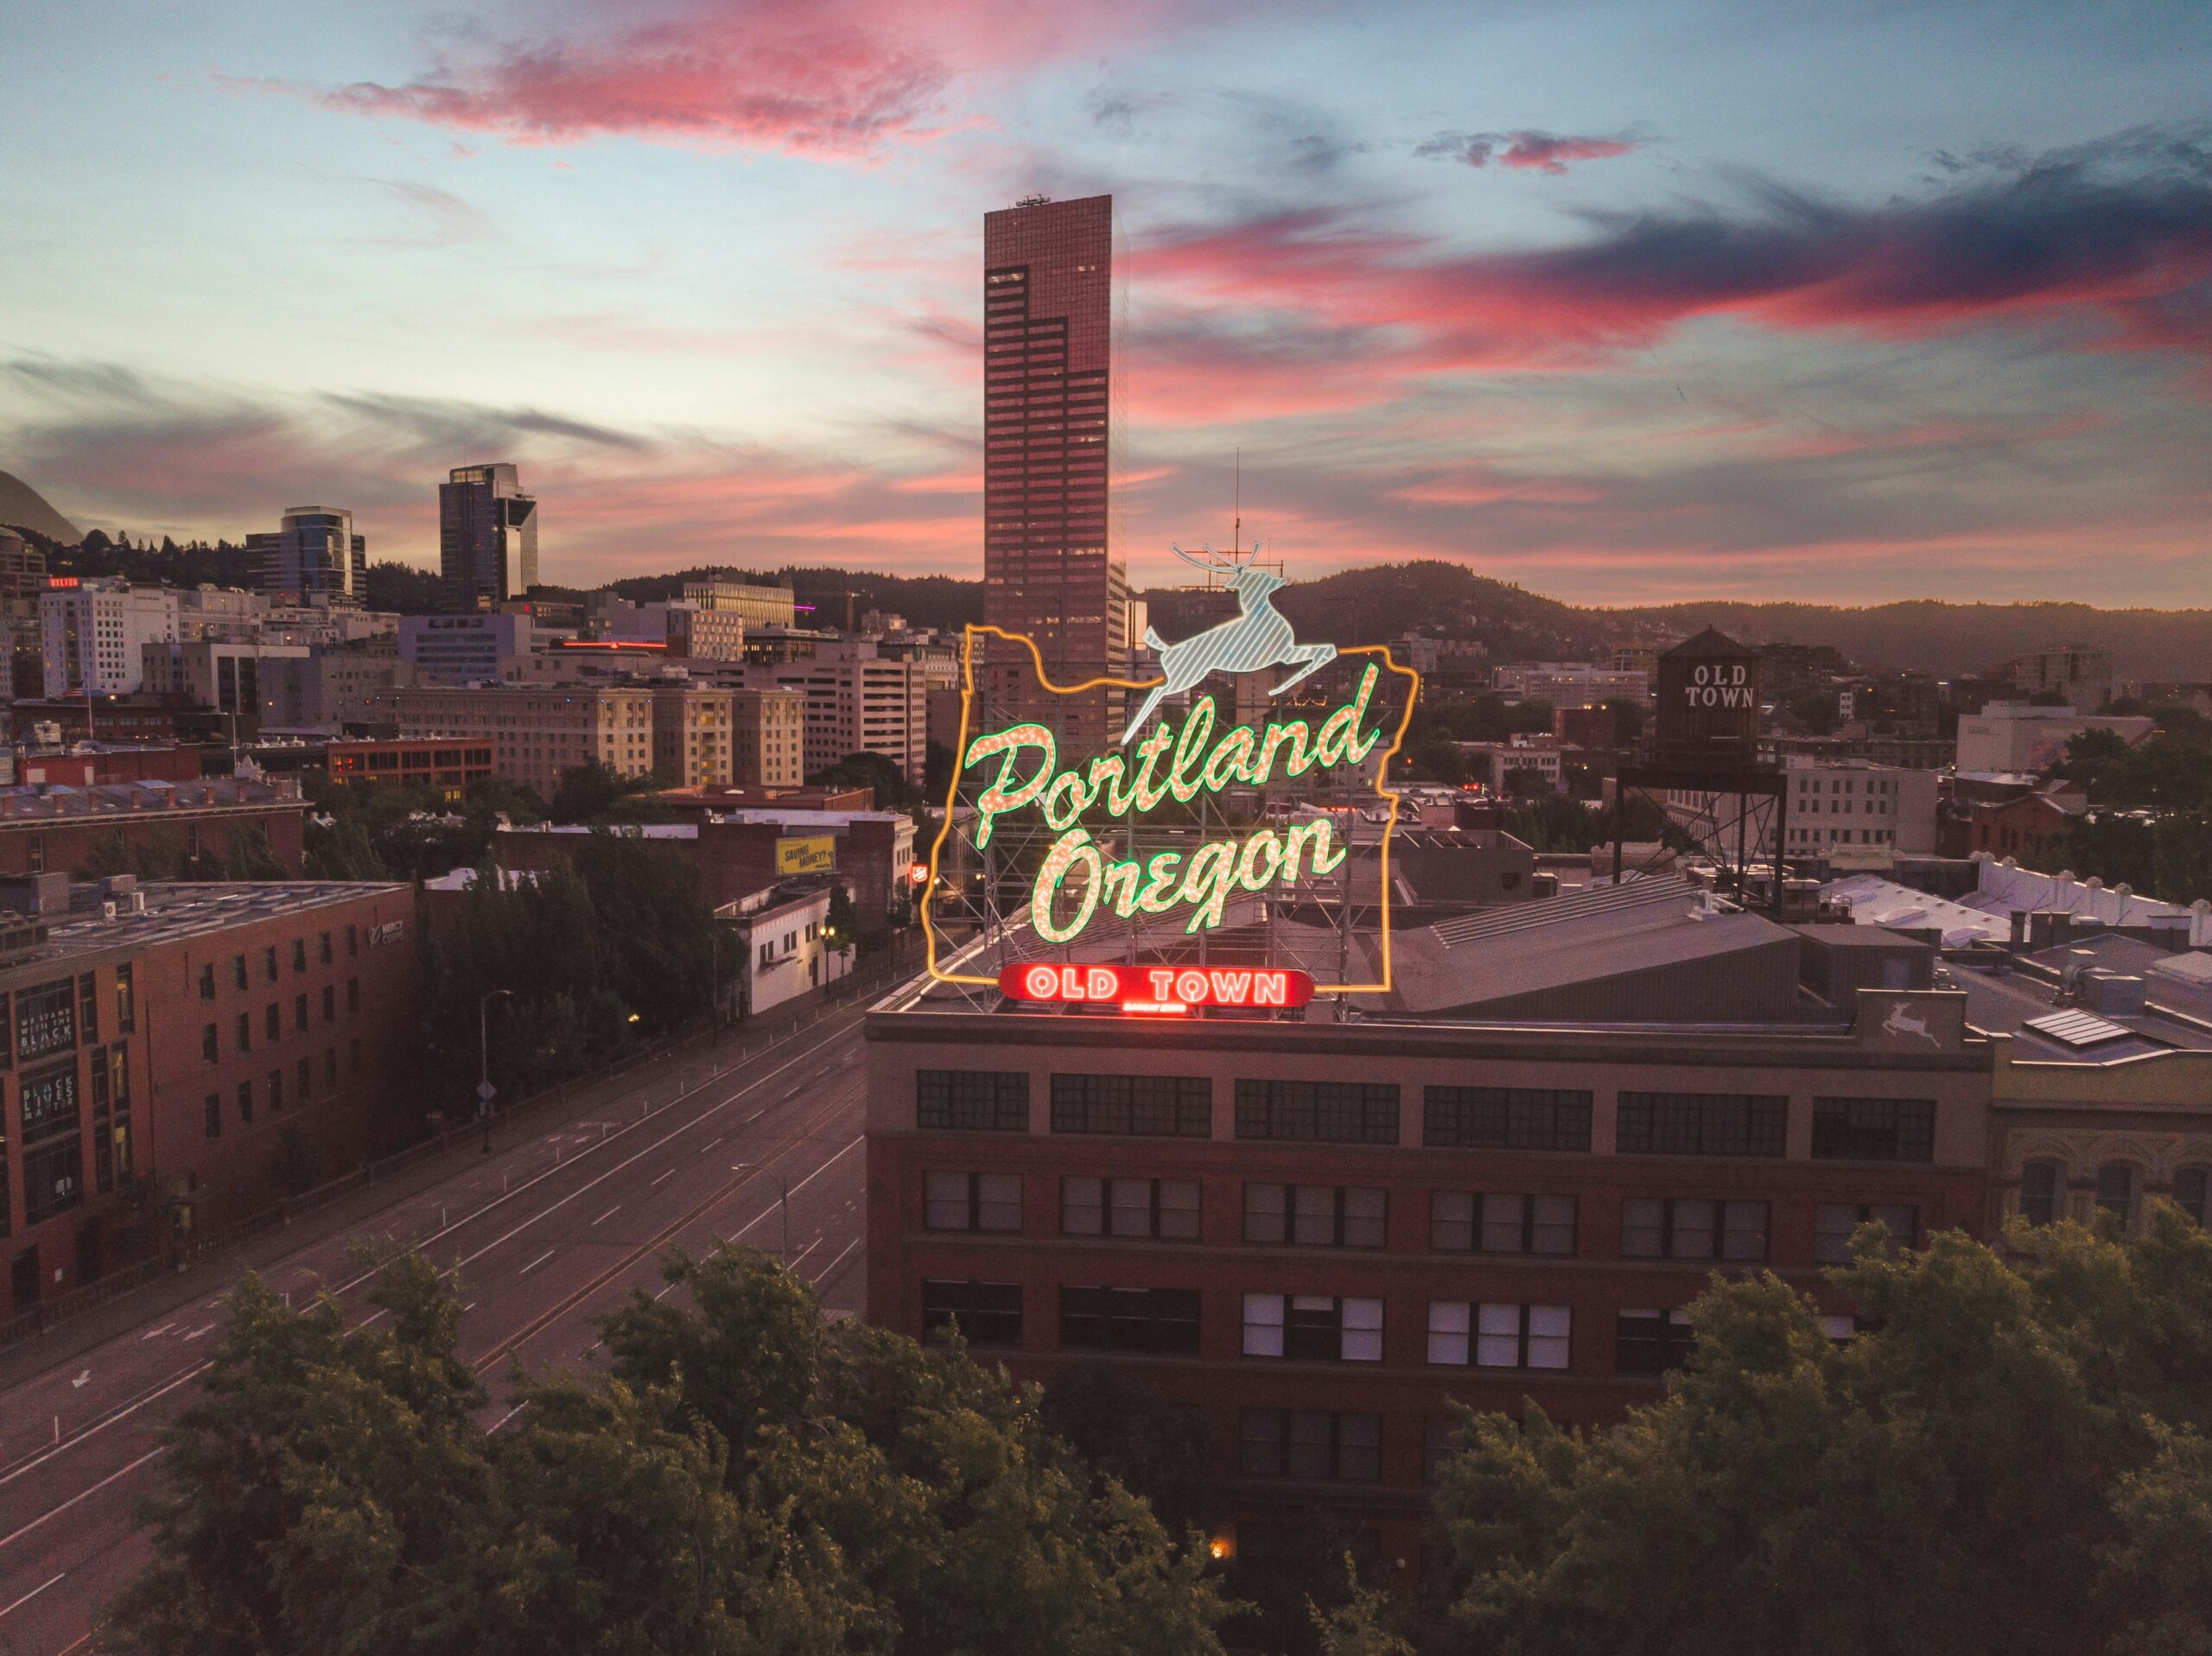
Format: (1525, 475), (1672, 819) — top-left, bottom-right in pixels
(982, 194), (1128, 744)
(248, 505), (366, 607)
(440, 463), (537, 613)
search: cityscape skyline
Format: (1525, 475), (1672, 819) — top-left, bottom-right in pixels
(3, 1), (2209, 608)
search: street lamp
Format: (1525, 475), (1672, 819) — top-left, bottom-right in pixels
(479, 988), (513, 1153)
(735, 1163), (791, 1264)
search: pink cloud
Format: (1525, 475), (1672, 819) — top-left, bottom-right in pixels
(256, 0), (1202, 162)
(1418, 129), (1641, 174)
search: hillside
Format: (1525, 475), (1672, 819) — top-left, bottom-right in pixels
(0, 470), (81, 542)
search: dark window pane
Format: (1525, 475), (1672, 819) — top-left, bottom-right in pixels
(1050, 1073), (1211, 1136)
(1618, 1092), (1787, 1157)
(1812, 1097), (1936, 1162)
(1235, 1079), (1398, 1144)
(917, 1069), (1030, 1132)
(1424, 1086), (1592, 1150)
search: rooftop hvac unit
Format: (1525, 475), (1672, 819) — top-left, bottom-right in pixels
(2080, 971), (2147, 1018)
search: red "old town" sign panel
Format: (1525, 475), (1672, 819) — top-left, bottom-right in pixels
(998, 962), (1314, 1012)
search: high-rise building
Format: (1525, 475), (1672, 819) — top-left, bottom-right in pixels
(247, 506), (366, 608)
(41, 581), (180, 697)
(440, 464), (537, 613)
(682, 577), (798, 629)
(982, 194), (1127, 746)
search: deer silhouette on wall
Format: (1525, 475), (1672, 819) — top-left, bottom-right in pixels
(1122, 544), (1337, 745)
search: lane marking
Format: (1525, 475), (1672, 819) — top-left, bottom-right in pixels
(181, 1324), (214, 1342)
(788, 1238), (822, 1270)
(518, 1249), (556, 1278)
(140, 1323), (175, 1341)
(731, 1136), (861, 1241)
(591, 1206), (620, 1227)
(0, 1570), (66, 1621)
(0, 1448), (163, 1553)
(811, 1238), (861, 1286)
(651, 1165), (679, 1187)
(71, 1369), (91, 1389)
(741, 1110), (763, 1127)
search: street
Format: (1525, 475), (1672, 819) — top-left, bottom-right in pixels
(0, 1005), (874, 1655)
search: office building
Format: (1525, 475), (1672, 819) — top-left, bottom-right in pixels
(246, 506), (367, 608)
(750, 644), (925, 784)
(650, 684), (736, 789)
(864, 882), (1989, 1567)
(326, 738), (495, 800)
(41, 582), (180, 698)
(730, 687), (805, 788)
(1991, 645), (2111, 715)
(369, 684), (654, 794)
(439, 463), (537, 612)
(257, 648), (410, 735)
(982, 194), (1128, 746)
(398, 612), (536, 685)
(0, 877), (419, 1315)
(1492, 663), (1654, 707)
(0, 529), (47, 697)
(141, 640), (310, 739)
(683, 577), (798, 630)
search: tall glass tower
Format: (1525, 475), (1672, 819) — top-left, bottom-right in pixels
(440, 463), (537, 613)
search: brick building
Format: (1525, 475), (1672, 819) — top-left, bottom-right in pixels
(370, 683), (655, 794)
(1, 877), (419, 1316)
(327, 738), (495, 800)
(650, 684), (736, 789)
(0, 779), (307, 878)
(865, 921), (1989, 1568)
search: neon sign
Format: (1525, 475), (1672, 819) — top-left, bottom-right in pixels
(922, 552), (1419, 994)
(964, 666), (1384, 941)
(1000, 962), (1316, 1012)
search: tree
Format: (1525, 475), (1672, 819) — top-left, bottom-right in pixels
(1423, 1213), (2212, 1656)
(807, 749), (913, 810)
(547, 760), (671, 826)
(105, 1246), (1236, 1654)
(823, 881), (858, 954)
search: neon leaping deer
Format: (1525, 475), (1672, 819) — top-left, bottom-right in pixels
(1121, 544), (1336, 746)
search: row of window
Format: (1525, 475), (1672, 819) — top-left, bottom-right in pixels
(918, 1282), (1840, 1381)
(917, 1071), (1938, 1161)
(922, 1173), (1916, 1265)
(3, 1043), (134, 1238)
(201, 1044), (358, 1136)
(197, 928), (359, 999)
(201, 980), (360, 1061)
(2020, 1161), (2210, 1228)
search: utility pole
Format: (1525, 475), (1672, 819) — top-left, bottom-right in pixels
(478, 988), (512, 1152)
(736, 1164), (791, 1262)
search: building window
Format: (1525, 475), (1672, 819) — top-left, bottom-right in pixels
(232, 954), (248, 992)
(1049, 1073), (1210, 1137)
(199, 963), (216, 1000)
(1430, 1192), (1577, 1255)
(1423, 1087), (1592, 1151)
(347, 923), (359, 957)
(297, 1056), (312, 1100)
(270, 1069), (284, 1113)
(115, 963), (134, 1033)
(2095, 1163), (2139, 1228)
(295, 993), (308, 1031)
(1058, 1286), (1200, 1355)
(78, 972), (99, 1044)
(1617, 1092), (1788, 1158)
(205, 1092), (222, 1138)
(26, 833), (43, 873)
(1241, 1293), (1382, 1361)
(920, 1280), (1022, 1348)
(915, 1069), (1029, 1132)
(1234, 1079), (1398, 1144)
(1243, 1183), (1386, 1247)
(292, 938), (308, 974)
(320, 930), (333, 964)
(1424, 1417), (1459, 1483)
(264, 945), (278, 982)
(347, 978), (360, 1013)
(321, 986), (335, 1024)
(265, 1003), (279, 1041)
(1814, 1203), (1917, 1265)
(1617, 1308), (1697, 1374)
(202, 1022), (219, 1063)
(1428, 1301), (1572, 1370)
(20, 1059), (83, 1226)
(2018, 1160), (2063, 1226)
(923, 1171), (1022, 1233)
(1239, 1410), (1381, 1482)
(1812, 1097), (1936, 1162)
(1620, 1197), (1770, 1261)
(238, 1079), (254, 1126)
(1061, 1177), (1200, 1240)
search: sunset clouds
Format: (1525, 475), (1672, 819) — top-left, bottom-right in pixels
(3, 0), (2209, 603)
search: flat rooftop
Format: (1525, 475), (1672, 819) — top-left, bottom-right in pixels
(0, 880), (407, 970)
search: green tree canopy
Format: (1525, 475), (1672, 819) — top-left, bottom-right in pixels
(104, 1246), (1234, 1656)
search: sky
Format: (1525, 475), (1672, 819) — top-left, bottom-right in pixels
(3, 0), (2209, 606)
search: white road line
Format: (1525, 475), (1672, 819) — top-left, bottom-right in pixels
(181, 1323), (215, 1341)
(742, 1110), (763, 1126)
(789, 1238), (822, 1270)
(518, 1249), (556, 1278)
(0, 1570), (66, 1620)
(591, 1205), (620, 1227)
(0, 1014), (866, 1502)
(810, 1239), (861, 1285)
(140, 1323), (175, 1341)
(0, 1448), (163, 1553)
(487, 1402), (528, 1434)
(463, 1302), (477, 1313)
(731, 1136), (862, 1241)
(651, 1165), (679, 1186)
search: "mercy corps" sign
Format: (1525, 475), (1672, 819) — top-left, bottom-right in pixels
(961, 663), (1386, 942)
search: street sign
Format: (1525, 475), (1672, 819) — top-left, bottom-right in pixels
(477, 1080), (497, 1104)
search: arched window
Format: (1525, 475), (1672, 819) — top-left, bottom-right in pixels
(2018, 1161), (2062, 1227)
(2174, 1166), (2209, 1228)
(2095, 1162), (2139, 1228)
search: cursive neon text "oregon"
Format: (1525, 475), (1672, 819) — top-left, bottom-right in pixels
(962, 664), (1383, 941)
